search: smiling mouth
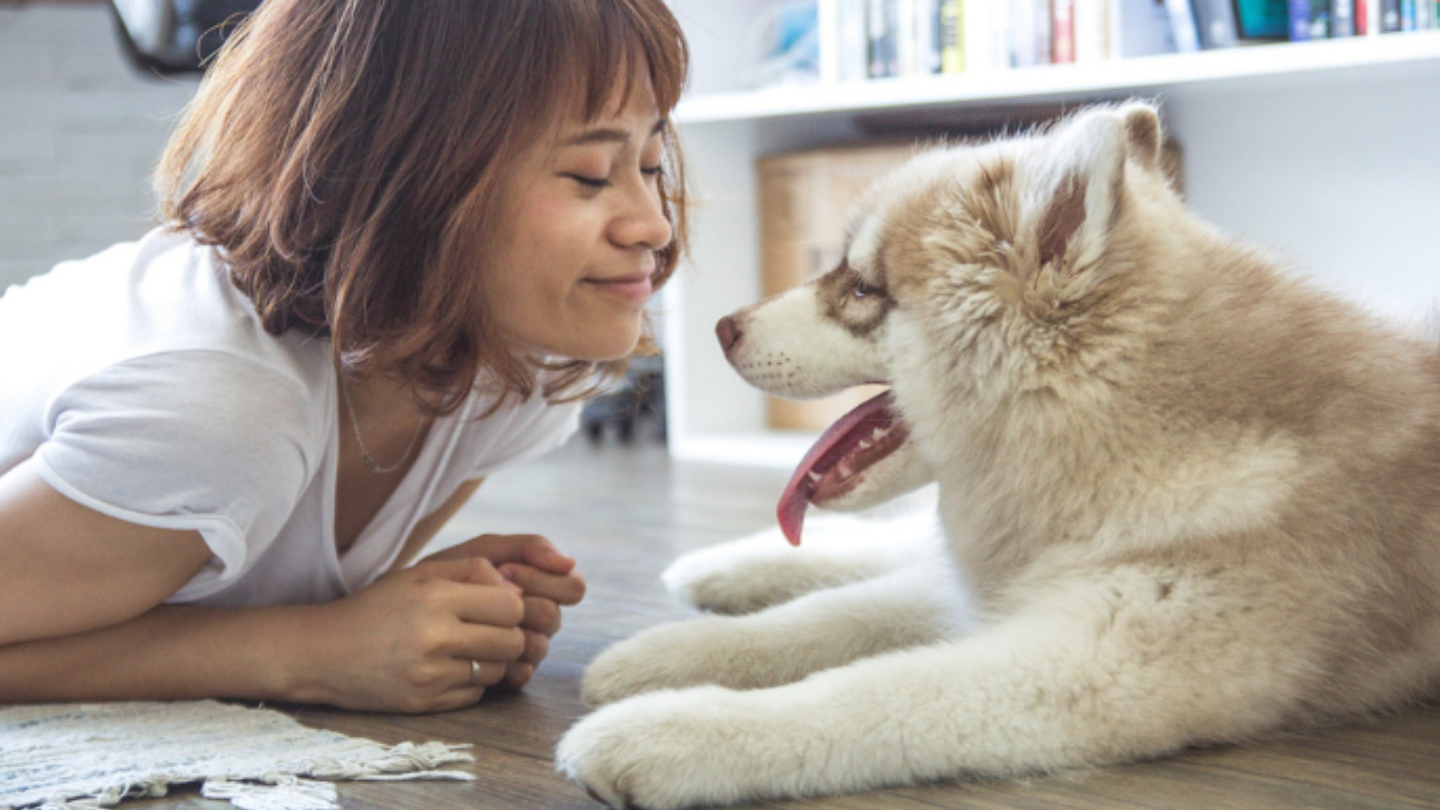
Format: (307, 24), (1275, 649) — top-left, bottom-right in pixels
(584, 275), (653, 300)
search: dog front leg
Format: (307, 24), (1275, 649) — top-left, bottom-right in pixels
(581, 560), (968, 706)
(559, 570), (1312, 809)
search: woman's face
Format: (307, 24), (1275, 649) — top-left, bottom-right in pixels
(483, 77), (673, 362)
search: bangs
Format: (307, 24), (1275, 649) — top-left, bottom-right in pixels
(544, 0), (689, 124)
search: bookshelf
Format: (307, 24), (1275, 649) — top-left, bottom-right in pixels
(659, 2), (1440, 468)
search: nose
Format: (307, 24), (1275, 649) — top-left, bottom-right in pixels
(613, 179), (673, 252)
(715, 315), (742, 353)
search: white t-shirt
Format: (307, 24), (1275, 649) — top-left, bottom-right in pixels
(0, 229), (580, 607)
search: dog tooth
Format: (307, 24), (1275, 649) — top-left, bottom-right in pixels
(808, 471), (822, 483)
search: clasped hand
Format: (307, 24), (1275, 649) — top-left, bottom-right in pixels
(302, 533), (585, 713)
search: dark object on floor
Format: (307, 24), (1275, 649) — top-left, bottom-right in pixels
(110, 0), (261, 76)
(581, 355), (666, 445)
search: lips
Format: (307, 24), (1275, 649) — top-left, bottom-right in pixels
(584, 272), (653, 301)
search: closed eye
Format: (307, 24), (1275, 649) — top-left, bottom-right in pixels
(564, 174), (611, 190)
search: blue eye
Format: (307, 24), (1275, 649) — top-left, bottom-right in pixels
(853, 281), (877, 299)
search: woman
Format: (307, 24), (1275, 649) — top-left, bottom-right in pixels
(0, 0), (688, 713)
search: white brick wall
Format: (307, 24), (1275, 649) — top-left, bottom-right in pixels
(0, 3), (198, 290)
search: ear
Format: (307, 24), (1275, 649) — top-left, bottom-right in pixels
(1117, 101), (1162, 173)
(1029, 107), (1129, 273)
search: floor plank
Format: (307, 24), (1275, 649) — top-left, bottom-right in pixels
(138, 439), (1439, 810)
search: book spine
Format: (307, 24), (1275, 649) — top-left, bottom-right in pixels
(915, 0), (942, 74)
(1052, 0), (1076, 62)
(1164, 0), (1202, 50)
(1355, 0), (1369, 33)
(940, 0), (965, 72)
(837, 0), (869, 80)
(1308, 0), (1332, 34)
(1332, 0), (1356, 34)
(1010, 0), (1037, 66)
(1417, 0), (1433, 28)
(1401, 0), (1415, 30)
(1193, 0), (1241, 47)
(1381, 0), (1401, 29)
(1034, 0), (1054, 62)
(1073, 0), (1104, 61)
(1290, 0), (1313, 38)
(867, 0), (889, 77)
(896, 0), (918, 75)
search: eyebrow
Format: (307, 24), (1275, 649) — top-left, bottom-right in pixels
(561, 118), (668, 147)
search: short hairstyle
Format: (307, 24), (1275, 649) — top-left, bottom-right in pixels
(156, 0), (690, 415)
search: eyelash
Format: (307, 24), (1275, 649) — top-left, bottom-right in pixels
(566, 165), (666, 190)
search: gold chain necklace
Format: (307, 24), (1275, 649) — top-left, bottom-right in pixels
(338, 377), (425, 475)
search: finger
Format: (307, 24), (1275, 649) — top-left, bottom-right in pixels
(440, 580), (525, 627)
(517, 628), (550, 666)
(499, 662), (535, 691)
(473, 534), (577, 575)
(414, 554), (514, 589)
(427, 687), (488, 714)
(449, 623), (527, 664)
(454, 657), (509, 689)
(500, 564), (586, 606)
(518, 595), (562, 637)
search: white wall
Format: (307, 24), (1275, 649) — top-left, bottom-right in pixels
(0, 3), (197, 291)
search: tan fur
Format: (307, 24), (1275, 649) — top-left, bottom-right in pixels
(556, 103), (1440, 809)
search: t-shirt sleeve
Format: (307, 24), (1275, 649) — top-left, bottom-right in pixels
(33, 351), (319, 595)
(465, 396), (582, 481)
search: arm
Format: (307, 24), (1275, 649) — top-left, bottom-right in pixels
(0, 461), (527, 712)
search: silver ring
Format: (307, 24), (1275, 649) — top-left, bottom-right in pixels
(468, 659), (481, 687)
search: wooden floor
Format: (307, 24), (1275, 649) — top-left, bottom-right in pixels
(140, 438), (1439, 810)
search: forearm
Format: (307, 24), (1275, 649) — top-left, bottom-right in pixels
(0, 603), (319, 704)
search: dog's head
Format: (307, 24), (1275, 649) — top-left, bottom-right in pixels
(719, 102), (1178, 544)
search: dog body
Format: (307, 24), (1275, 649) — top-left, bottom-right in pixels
(556, 104), (1440, 808)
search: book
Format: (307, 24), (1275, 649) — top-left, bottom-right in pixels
(1290, 0), (1313, 38)
(1164, 0), (1203, 50)
(1381, 0), (1401, 30)
(1235, 0), (1291, 38)
(867, 0), (897, 77)
(1052, 0), (1076, 62)
(940, 0), (964, 72)
(1192, 0), (1241, 47)
(914, 0), (943, 74)
(1333, 0), (1356, 35)
(1073, 0), (1106, 61)
(1111, 0), (1181, 57)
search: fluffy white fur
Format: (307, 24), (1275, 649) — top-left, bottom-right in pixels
(555, 102), (1440, 809)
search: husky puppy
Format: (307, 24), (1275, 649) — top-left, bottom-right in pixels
(556, 102), (1440, 809)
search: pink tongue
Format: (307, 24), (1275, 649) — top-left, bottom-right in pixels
(777, 391), (897, 545)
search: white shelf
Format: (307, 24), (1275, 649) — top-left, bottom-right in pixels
(676, 33), (1440, 123)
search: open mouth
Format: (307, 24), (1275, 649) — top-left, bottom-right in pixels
(777, 391), (909, 545)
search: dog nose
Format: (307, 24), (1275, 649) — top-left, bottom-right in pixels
(715, 315), (742, 353)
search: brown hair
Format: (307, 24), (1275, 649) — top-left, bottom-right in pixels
(156, 0), (689, 415)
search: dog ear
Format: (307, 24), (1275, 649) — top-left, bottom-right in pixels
(1118, 101), (1162, 173)
(1029, 107), (1129, 275)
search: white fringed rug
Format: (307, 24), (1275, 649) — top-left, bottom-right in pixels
(0, 701), (475, 810)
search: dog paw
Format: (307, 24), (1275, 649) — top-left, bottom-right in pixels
(663, 527), (879, 615)
(581, 616), (746, 706)
(556, 688), (758, 810)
